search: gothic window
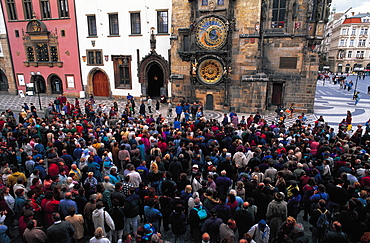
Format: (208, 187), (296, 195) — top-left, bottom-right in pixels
(36, 43), (49, 62)
(113, 56), (131, 88)
(58, 0), (69, 18)
(87, 15), (97, 36)
(272, 0), (286, 28)
(157, 11), (168, 33)
(50, 46), (58, 62)
(130, 12), (141, 34)
(6, 0), (17, 20)
(87, 50), (103, 65)
(26, 47), (35, 61)
(40, 0), (51, 19)
(23, 0), (33, 20)
(109, 14), (119, 35)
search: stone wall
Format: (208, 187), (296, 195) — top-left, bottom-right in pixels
(0, 34), (16, 95)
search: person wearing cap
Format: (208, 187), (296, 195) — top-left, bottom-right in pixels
(248, 219), (270, 243)
(202, 208), (223, 243)
(234, 202), (254, 240)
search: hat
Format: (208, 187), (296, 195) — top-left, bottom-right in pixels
(274, 192), (285, 201)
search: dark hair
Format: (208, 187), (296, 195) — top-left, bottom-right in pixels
(68, 206), (76, 217)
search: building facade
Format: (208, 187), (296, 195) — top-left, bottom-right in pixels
(75, 0), (171, 99)
(0, 0), (82, 97)
(328, 13), (370, 73)
(0, 3), (16, 94)
(170, 0), (331, 113)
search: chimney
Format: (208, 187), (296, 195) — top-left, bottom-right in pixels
(352, 12), (355, 16)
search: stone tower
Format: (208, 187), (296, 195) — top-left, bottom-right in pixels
(170, 0), (331, 113)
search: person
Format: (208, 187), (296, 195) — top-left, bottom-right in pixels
(65, 206), (84, 243)
(47, 212), (75, 243)
(144, 198), (162, 233)
(23, 219), (47, 243)
(92, 201), (115, 241)
(248, 220), (270, 243)
(310, 199), (331, 243)
(288, 103), (294, 119)
(89, 227), (111, 243)
(147, 96), (152, 113)
(354, 91), (361, 105)
(219, 219), (237, 243)
(234, 202), (254, 240)
(202, 208), (223, 243)
(189, 198), (210, 242)
(321, 221), (348, 243)
(266, 192), (287, 242)
(169, 204), (187, 243)
(58, 192), (78, 219)
(124, 187), (141, 237)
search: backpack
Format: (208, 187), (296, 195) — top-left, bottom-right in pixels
(316, 209), (329, 228)
(194, 206), (208, 220)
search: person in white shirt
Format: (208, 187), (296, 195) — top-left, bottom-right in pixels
(128, 165), (142, 188)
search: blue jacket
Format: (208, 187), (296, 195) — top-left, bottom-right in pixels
(176, 106), (183, 115)
(58, 199), (78, 218)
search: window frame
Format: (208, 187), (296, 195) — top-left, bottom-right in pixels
(87, 15), (97, 37)
(347, 51), (352, 58)
(112, 55), (132, 89)
(108, 13), (119, 36)
(40, 0), (51, 19)
(6, 0), (17, 20)
(352, 28), (356, 35)
(23, 0), (33, 20)
(58, 0), (69, 18)
(130, 12), (141, 35)
(157, 10), (168, 34)
(271, 0), (286, 28)
(86, 49), (103, 66)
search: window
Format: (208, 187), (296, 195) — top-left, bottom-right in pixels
(349, 39), (354, 46)
(87, 15), (97, 36)
(356, 51), (364, 59)
(60, 30), (65, 37)
(113, 56), (132, 88)
(339, 39), (346, 46)
(359, 39), (366, 47)
(26, 43), (59, 63)
(23, 0), (33, 20)
(341, 28), (348, 35)
(279, 57), (297, 69)
(108, 14), (119, 35)
(360, 29), (365, 35)
(338, 51), (344, 59)
(58, 0), (69, 18)
(15, 30), (19, 37)
(6, 0), (17, 20)
(0, 42), (3, 57)
(157, 11), (168, 33)
(183, 35), (189, 51)
(365, 29), (368, 35)
(272, 0), (286, 28)
(364, 19), (370, 23)
(352, 28), (356, 35)
(40, 0), (51, 19)
(217, 0), (224, 5)
(87, 50), (102, 65)
(347, 51), (352, 58)
(202, 0), (208, 6)
(130, 12), (141, 34)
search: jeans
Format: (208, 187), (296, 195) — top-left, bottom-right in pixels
(124, 215), (139, 236)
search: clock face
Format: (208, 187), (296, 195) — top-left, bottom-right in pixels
(196, 16), (228, 50)
(197, 59), (224, 84)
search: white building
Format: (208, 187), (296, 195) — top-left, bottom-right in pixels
(75, 0), (171, 99)
(328, 12), (370, 73)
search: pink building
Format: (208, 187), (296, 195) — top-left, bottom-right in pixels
(0, 0), (82, 97)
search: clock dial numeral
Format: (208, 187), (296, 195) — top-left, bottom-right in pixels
(197, 59), (223, 84)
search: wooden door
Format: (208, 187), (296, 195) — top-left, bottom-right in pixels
(271, 83), (283, 105)
(93, 71), (110, 97)
(205, 94), (214, 110)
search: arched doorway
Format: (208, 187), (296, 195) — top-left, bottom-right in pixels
(49, 75), (63, 94)
(345, 64), (351, 73)
(205, 94), (214, 110)
(147, 63), (164, 97)
(0, 70), (9, 92)
(92, 71), (110, 97)
(32, 75), (46, 93)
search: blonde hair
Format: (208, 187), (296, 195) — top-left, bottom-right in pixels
(151, 162), (159, 174)
(185, 185), (192, 193)
(94, 227), (104, 239)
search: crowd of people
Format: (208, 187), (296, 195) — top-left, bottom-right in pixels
(0, 93), (370, 243)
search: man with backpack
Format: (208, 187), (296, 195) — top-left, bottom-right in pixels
(189, 198), (210, 242)
(310, 199), (331, 243)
